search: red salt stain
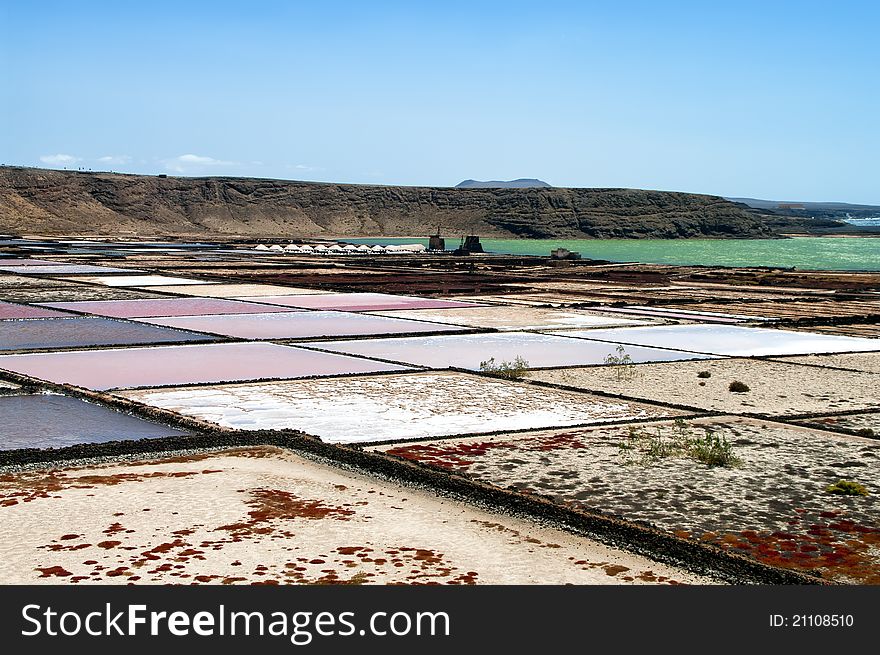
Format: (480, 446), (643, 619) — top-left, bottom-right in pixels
(604, 565), (630, 576)
(336, 546), (363, 555)
(97, 541), (121, 549)
(60, 534), (80, 540)
(36, 566), (72, 578)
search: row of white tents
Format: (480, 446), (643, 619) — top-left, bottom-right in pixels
(252, 243), (427, 254)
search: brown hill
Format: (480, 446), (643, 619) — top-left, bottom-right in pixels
(0, 166), (778, 239)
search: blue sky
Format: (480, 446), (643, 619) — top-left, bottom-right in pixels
(1, 1), (878, 202)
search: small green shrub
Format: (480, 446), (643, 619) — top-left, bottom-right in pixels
(617, 421), (739, 468)
(689, 429), (740, 467)
(697, 371), (711, 379)
(728, 380), (750, 393)
(604, 345), (638, 382)
(825, 480), (869, 496)
(856, 428), (875, 438)
(479, 356), (530, 380)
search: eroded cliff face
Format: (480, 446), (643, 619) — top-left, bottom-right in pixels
(0, 167), (776, 238)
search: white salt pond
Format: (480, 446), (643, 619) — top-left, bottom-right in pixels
(559, 324), (880, 357)
(120, 371), (683, 442)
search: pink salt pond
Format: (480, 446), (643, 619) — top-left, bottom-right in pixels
(0, 265), (142, 275)
(40, 297), (296, 318)
(0, 342), (411, 390)
(0, 301), (72, 320)
(0, 259), (66, 266)
(135, 310), (469, 339)
(236, 292), (480, 312)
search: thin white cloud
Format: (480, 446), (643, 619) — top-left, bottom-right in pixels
(97, 155), (132, 165)
(286, 163), (323, 173)
(162, 154), (238, 173)
(40, 153), (81, 167)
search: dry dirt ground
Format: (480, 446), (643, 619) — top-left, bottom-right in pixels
(373, 417), (880, 583)
(528, 357), (880, 416)
(0, 446), (710, 585)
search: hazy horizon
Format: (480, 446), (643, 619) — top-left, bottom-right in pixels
(1, 1), (878, 204)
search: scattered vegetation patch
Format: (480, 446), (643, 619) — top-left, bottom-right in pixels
(689, 431), (739, 467)
(604, 345), (638, 382)
(479, 356), (530, 380)
(728, 380), (750, 393)
(618, 419), (740, 468)
(825, 480), (869, 496)
(856, 428), (875, 438)
(697, 371), (712, 379)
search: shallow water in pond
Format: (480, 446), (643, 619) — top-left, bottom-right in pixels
(0, 342), (411, 390)
(565, 324), (880, 356)
(306, 332), (714, 369)
(0, 317), (215, 351)
(0, 394), (187, 450)
(138, 310), (469, 339)
(41, 297), (293, 318)
(239, 292), (479, 312)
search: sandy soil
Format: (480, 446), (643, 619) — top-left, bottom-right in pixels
(773, 352), (880, 374)
(529, 357), (880, 416)
(119, 372), (685, 443)
(373, 418), (880, 583)
(0, 447), (710, 585)
(803, 413), (879, 435)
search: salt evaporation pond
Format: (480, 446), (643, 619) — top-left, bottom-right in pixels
(0, 301), (72, 320)
(66, 275), (213, 287)
(0, 394), (187, 450)
(137, 310), (470, 339)
(154, 283), (331, 297)
(0, 265), (142, 275)
(41, 297), (294, 318)
(238, 292), (480, 312)
(0, 316), (215, 351)
(565, 324), (880, 356)
(304, 331), (715, 369)
(370, 306), (650, 331)
(0, 342), (411, 390)
(121, 371), (683, 442)
(0, 259), (66, 266)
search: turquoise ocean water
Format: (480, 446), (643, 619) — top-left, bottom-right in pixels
(344, 237), (880, 271)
